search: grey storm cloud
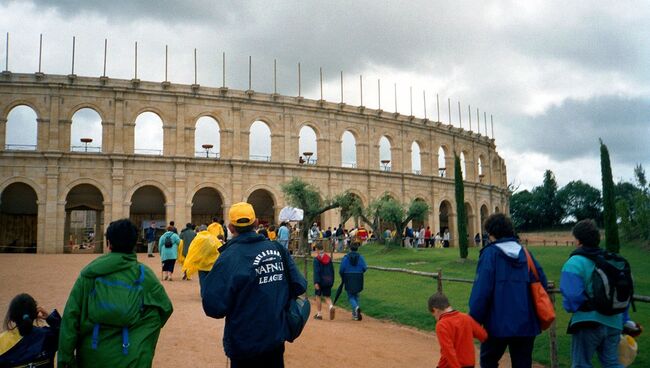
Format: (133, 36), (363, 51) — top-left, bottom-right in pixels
(506, 95), (650, 165)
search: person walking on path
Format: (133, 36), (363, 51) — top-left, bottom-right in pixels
(58, 219), (173, 367)
(182, 224), (221, 286)
(208, 217), (225, 239)
(145, 221), (157, 258)
(277, 222), (291, 250)
(178, 223), (197, 265)
(339, 240), (368, 321)
(313, 242), (336, 320)
(469, 213), (547, 368)
(442, 228), (450, 248)
(429, 292), (487, 368)
(159, 226), (181, 281)
(202, 202), (307, 367)
(561, 219), (633, 368)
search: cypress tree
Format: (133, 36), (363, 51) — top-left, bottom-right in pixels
(455, 154), (469, 259)
(600, 139), (620, 253)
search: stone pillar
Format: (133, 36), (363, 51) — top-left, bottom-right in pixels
(111, 158), (126, 221)
(240, 131), (250, 160)
(36, 201), (46, 254)
(43, 153), (62, 253)
(231, 107), (242, 160)
(390, 145), (401, 173)
(0, 118), (6, 150)
(102, 201), (112, 253)
(163, 123), (175, 156)
(59, 119), (71, 151)
(102, 120), (114, 153)
(175, 98), (185, 157)
(317, 137), (329, 166)
(271, 133), (284, 162)
(113, 94), (126, 154)
(290, 133), (300, 163)
(184, 125), (196, 158)
(46, 90), (60, 151)
(173, 162), (187, 226)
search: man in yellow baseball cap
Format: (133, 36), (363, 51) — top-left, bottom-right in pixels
(202, 202), (307, 367)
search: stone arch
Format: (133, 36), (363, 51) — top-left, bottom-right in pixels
(130, 106), (171, 126)
(379, 135), (392, 171)
(439, 199), (455, 246)
(249, 120), (272, 161)
(134, 111), (164, 155)
(298, 124), (318, 164)
(411, 141), (422, 174)
(247, 115), (279, 133)
(60, 178), (110, 205)
(194, 116), (221, 158)
(438, 145), (449, 177)
(64, 183), (105, 253)
(341, 130), (357, 168)
(67, 102), (107, 122)
(2, 100), (43, 121)
(191, 187), (224, 227)
(5, 105), (38, 150)
(0, 177), (43, 204)
(0, 181), (39, 252)
(246, 188), (277, 225)
(129, 184), (167, 250)
(70, 107), (103, 152)
(494, 205), (501, 213)
(125, 180), (171, 205)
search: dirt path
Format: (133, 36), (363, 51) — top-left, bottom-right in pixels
(0, 254), (525, 367)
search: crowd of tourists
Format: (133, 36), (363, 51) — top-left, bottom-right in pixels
(0, 205), (642, 367)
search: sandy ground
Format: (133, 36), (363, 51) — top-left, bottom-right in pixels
(0, 253), (526, 367)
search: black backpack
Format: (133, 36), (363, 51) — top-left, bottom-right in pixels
(574, 248), (634, 316)
(164, 236), (173, 248)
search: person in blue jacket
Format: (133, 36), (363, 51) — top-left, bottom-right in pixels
(158, 226), (181, 281)
(339, 240), (368, 321)
(560, 219), (629, 368)
(469, 213), (547, 368)
(201, 202), (307, 368)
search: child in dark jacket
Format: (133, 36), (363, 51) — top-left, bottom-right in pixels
(429, 292), (487, 368)
(0, 293), (61, 368)
(313, 243), (335, 320)
(339, 241), (367, 320)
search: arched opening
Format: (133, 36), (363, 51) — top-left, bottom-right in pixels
(298, 125), (318, 165)
(191, 187), (224, 226)
(0, 182), (38, 252)
(247, 189), (275, 225)
(129, 185), (166, 252)
(341, 131), (357, 168)
(438, 146), (447, 177)
(64, 184), (104, 253)
(460, 151), (467, 180)
(411, 142), (421, 175)
(465, 202), (475, 245)
(134, 112), (164, 155)
(379, 136), (392, 171)
(439, 200), (453, 246)
(480, 204), (489, 233)
(478, 155), (485, 183)
(249, 121), (271, 161)
(5, 105), (38, 150)
(194, 116), (221, 158)
(70, 108), (102, 152)
(495, 206), (501, 213)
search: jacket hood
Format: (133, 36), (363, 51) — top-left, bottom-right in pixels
(317, 253), (331, 265)
(348, 251), (360, 266)
(484, 238), (527, 266)
(80, 252), (138, 278)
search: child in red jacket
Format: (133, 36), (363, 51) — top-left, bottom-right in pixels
(429, 292), (487, 368)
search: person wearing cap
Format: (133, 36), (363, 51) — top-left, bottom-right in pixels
(202, 202), (307, 367)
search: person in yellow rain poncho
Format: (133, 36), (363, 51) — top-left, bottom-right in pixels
(207, 217), (225, 239)
(182, 224), (222, 290)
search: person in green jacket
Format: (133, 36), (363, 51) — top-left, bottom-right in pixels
(58, 219), (173, 368)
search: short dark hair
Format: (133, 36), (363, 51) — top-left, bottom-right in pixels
(484, 213), (515, 239)
(427, 292), (450, 311)
(212, 217), (219, 223)
(572, 219), (600, 248)
(4, 293), (37, 336)
(315, 242), (324, 250)
(232, 224), (255, 234)
(106, 219), (138, 253)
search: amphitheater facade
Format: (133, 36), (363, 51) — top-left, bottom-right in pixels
(0, 73), (508, 253)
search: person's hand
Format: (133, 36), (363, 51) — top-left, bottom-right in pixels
(314, 283), (320, 291)
(36, 306), (48, 320)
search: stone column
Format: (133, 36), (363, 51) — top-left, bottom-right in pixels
(102, 201), (112, 253)
(36, 200), (46, 254)
(59, 119), (71, 151)
(271, 133), (285, 162)
(113, 93), (126, 154)
(173, 162), (187, 226)
(0, 118), (6, 150)
(163, 123), (175, 156)
(43, 153), (62, 253)
(231, 106), (242, 160)
(317, 137), (329, 166)
(175, 98), (185, 157)
(390, 145), (401, 173)
(102, 120), (114, 153)
(46, 90), (60, 151)
(184, 125), (196, 158)
(111, 158), (126, 221)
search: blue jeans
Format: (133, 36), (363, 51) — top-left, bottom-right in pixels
(571, 324), (623, 368)
(347, 292), (359, 313)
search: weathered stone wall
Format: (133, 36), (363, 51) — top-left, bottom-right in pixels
(0, 73), (509, 253)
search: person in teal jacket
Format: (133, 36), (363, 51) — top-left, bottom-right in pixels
(560, 219), (626, 368)
(58, 219), (173, 368)
(159, 226), (181, 281)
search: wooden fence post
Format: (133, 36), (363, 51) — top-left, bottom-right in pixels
(437, 268), (443, 293)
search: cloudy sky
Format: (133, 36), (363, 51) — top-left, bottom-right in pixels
(1, 0), (648, 190)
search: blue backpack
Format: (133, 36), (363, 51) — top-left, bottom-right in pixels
(87, 264), (145, 355)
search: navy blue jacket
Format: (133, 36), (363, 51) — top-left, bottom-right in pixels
(0, 310), (61, 367)
(313, 253), (335, 288)
(339, 251), (367, 294)
(469, 238), (547, 337)
(201, 232), (307, 359)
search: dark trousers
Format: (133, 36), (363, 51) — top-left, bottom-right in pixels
(480, 336), (535, 368)
(230, 345), (284, 368)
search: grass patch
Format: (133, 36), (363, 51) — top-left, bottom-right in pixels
(302, 242), (650, 367)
